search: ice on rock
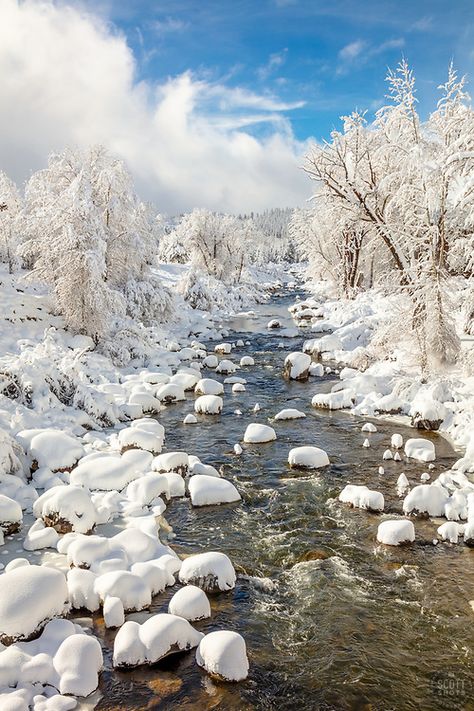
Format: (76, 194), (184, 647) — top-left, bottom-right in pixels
(152, 451), (189, 476)
(0, 494), (22, 534)
(189, 475), (241, 507)
(118, 425), (163, 455)
(94, 571), (151, 611)
(184, 413), (198, 424)
(361, 423), (377, 433)
(240, 356), (255, 366)
(377, 520), (415, 545)
(195, 395), (223, 415)
(214, 343), (232, 354)
(437, 521), (464, 544)
(391, 433), (403, 449)
(196, 630), (249, 682)
(339, 485), (384, 512)
(403, 484), (449, 517)
(224, 376), (246, 384)
(232, 383), (246, 393)
(194, 378), (224, 396)
(202, 355), (218, 369)
(113, 614), (203, 668)
(0, 565), (69, 644)
(404, 438), (436, 463)
(33, 485), (97, 534)
(179, 551), (236, 592)
(382, 449), (393, 461)
(215, 359), (237, 375)
(54, 633), (103, 696)
(156, 383), (185, 404)
(288, 446), (329, 469)
(17, 429), (85, 473)
(168, 585), (211, 621)
(243, 424), (276, 444)
(274, 408), (306, 420)
(283, 352), (311, 381)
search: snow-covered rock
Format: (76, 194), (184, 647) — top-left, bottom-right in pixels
(202, 354), (218, 369)
(232, 383), (245, 393)
(54, 632), (103, 696)
(33, 485), (97, 533)
(113, 614), (203, 668)
(0, 566), (69, 644)
(240, 356), (255, 366)
(391, 433), (403, 449)
(288, 446), (329, 469)
(274, 408), (306, 420)
(188, 475), (241, 507)
(195, 395), (223, 415)
(215, 359), (237, 375)
(339, 485), (384, 512)
(17, 429), (85, 472)
(437, 521), (464, 544)
(377, 520), (415, 546)
(0, 494), (22, 534)
(402, 484), (449, 517)
(71, 450), (151, 490)
(118, 425), (163, 455)
(156, 383), (185, 404)
(179, 551), (236, 592)
(195, 378), (224, 396)
(94, 570), (151, 611)
(243, 423), (276, 443)
(196, 630), (249, 682)
(404, 438), (436, 463)
(168, 585), (211, 621)
(215, 343), (232, 354)
(267, 319), (281, 329)
(152, 451), (188, 476)
(283, 352), (311, 381)
(312, 389), (355, 410)
(382, 449), (393, 461)
(184, 413), (198, 424)
(361, 423), (377, 433)
(309, 362), (324, 377)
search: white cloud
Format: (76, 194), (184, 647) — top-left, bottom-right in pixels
(339, 40), (366, 62)
(257, 49), (288, 81)
(0, 0), (311, 214)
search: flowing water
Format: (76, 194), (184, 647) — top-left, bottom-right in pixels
(93, 290), (474, 711)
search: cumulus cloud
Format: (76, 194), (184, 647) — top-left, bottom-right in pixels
(0, 0), (312, 214)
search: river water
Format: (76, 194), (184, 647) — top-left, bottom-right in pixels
(94, 289), (474, 711)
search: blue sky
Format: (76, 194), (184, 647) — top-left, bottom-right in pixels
(1, 0), (473, 212)
(97, 0), (474, 141)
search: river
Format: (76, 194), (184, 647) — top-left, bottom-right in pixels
(94, 288), (473, 711)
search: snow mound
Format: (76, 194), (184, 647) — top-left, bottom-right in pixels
(0, 566), (69, 644)
(70, 450), (151, 491)
(437, 521), (464, 544)
(274, 408), (306, 420)
(125, 473), (169, 507)
(232, 383), (245, 393)
(168, 585), (211, 621)
(0, 494), (22, 534)
(243, 423), (276, 444)
(196, 630), (249, 682)
(312, 389), (355, 410)
(54, 631), (103, 696)
(202, 354), (218, 369)
(113, 614), (203, 668)
(377, 520), (415, 546)
(94, 570), (151, 611)
(215, 343), (232, 354)
(195, 378), (224, 396)
(283, 352), (311, 381)
(339, 485), (384, 512)
(404, 438), (436, 463)
(215, 359), (237, 374)
(152, 451), (188, 475)
(118, 425), (163, 454)
(17, 429), (85, 472)
(33, 485), (97, 534)
(179, 551), (236, 592)
(403, 484), (449, 517)
(288, 446), (329, 469)
(188, 475), (241, 507)
(156, 382), (185, 403)
(195, 395), (223, 415)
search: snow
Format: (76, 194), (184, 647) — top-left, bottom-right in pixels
(215, 343), (232, 354)
(267, 319), (281, 329)
(243, 423), (276, 443)
(168, 585), (211, 621)
(70, 451), (151, 491)
(339, 485), (384, 512)
(195, 395), (223, 415)
(312, 389), (355, 410)
(402, 484), (449, 517)
(33, 485), (97, 533)
(188, 475), (241, 507)
(215, 359), (237, 374)
(288, 446), (329, 469)
(391, 433), (403, 449)
(118, 425), (163, 454)
(232, 383), (246, 393)
(404, 438), (436, 463)
(94, 570), (151, 611)
(179, 551), (236, 592)
(54, 632), (103, 696)
(23, 520), (59, 551)
(194, 378), (224, 396)
(437, 521), (464, 544)
(361, 423), (377, 433)
(156, 383), (185, 403)
(0, 566), (69, 643)
(202, 354), (218, 368)
(67, 568), (100, 612)
(274, 408), (306, 420)
(196, 630), (249, 682)
(396, 473), (410, 496)
(382, 449), (393, 461)
(240, 356), (254, 366)
(283, 352), (311, 380)
(0, 495), (22, 533)
(17, 429), (85, 472)
(113, 614), (203, 667)
(309, 362), (324, 377)
(377, 520), (415, 546)
(125, 473), (169, 507)
(152, 451), (188, 475)
(184, 413), (198, 424)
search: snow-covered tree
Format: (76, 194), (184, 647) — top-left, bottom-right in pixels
(0, 172), (22, 272)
